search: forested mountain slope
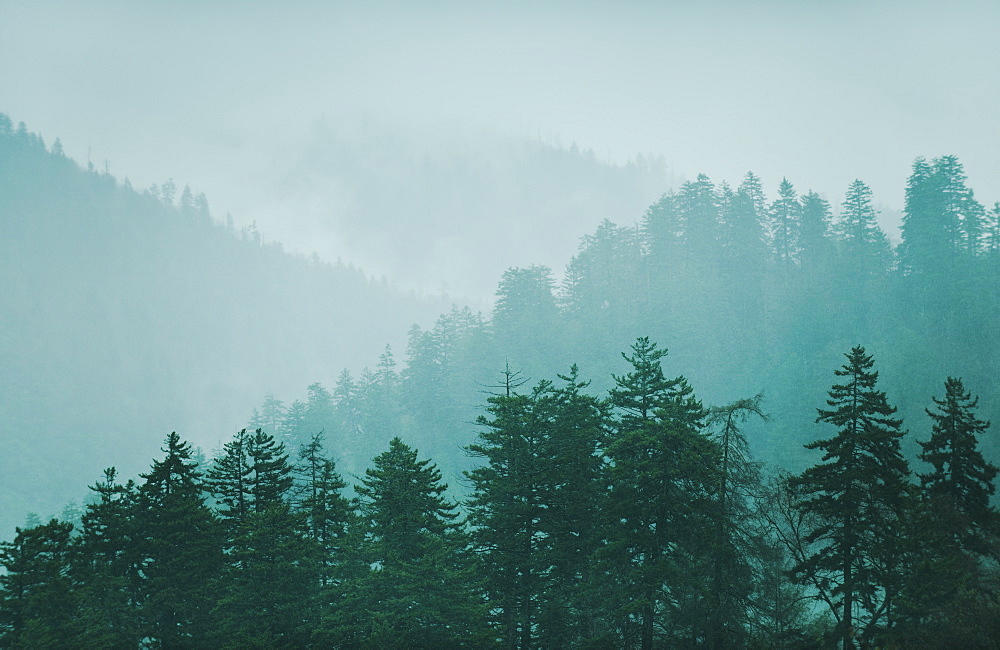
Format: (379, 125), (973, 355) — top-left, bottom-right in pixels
(0, 116), (449, 534)
(251, 162), (1000, 487)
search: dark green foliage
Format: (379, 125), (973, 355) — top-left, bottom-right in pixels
(247, 428), (295, 512)
(466, 367), (546, 648)
(706, 395), (767, 648)
(790, 348), (910, 648)
(919, 377), (998, 538)
(604, 338), (717, 648)
(331, 437), (488, 647)
(7, 117), (1000, 646)
(133, 432), (225, 646)
(0, 520), (81, 646)
(4, 340), (999, 646)
(208, 428), (314, 645)
(467, 364), (609, 647)
(295, 433), (353, 567)
(75, 468), (142, 648)
(207, 428), (253, 528)
(893, 378), (1000, 645)
(210, 506), (320, 648)
(533, 366), (609, 647)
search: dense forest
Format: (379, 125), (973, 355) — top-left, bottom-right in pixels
(2, 340), (998, 647)
(0, 116), (452, 534)
(232, 149), (1000, 490)
(4, 112), (1000, 646)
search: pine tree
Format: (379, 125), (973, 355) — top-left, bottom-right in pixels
(790, 348), (910, 648)
(295, 432), (353, 571)
(836, 180), (892, 276)
(282, 399), (309, 443)
(705, 395), (767, 648)
(899, 155), (983, 274)
(246, 427), (294, 512)
(340, 437), (487, 646)
(535, 365), (609, 647)
(304, 382), (335, 447)
(798, 190), (833, 269)
(466, 366), (546, 648)
(133, 432), (224, 646)
(918, 377), (998, 538)
(258, 393), (286, 437)
(604, 337), (716, 648)
(677, 173), (720, 264)
(493, 265), (561, 374)
(75, 468), (141, 647)
(210, 429), (316, 645)
(206, 428), (252, 529)
(719, 173), (769, 271)
(769, 178), (800, 265)
(0, 519), (81, 646)
(894, 377), (1000, 645)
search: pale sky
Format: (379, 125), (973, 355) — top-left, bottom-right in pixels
(3, 0), (998, 299)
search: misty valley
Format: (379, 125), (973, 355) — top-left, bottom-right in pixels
(3, 114), (1000, 648)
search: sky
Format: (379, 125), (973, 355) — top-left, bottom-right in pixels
(2, 0), (998, 300)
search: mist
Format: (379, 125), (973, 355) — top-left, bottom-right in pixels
(4, 1), (998, 299)
(2, 1), (1000, 646)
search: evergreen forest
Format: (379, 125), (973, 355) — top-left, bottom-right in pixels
(3, 115), (1000, 647)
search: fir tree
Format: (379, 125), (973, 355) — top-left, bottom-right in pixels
(790, 348), (910, 648)
(466, 365), (546, 648)
(133, 432), (224, 646)
(339, 437), (487, 646)
(0, 519), (81, 646)
(605, 337), (716, 648)
(919, 377), (998, 538)
(75, 468), (141, 647)
(769, 178), (800, 265)
(894, 377), (1000, 645)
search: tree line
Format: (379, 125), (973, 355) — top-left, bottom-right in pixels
(241, 154), (1000, 492)
(3, 339), (997, 648)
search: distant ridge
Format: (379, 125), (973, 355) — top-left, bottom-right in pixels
(0, 114), (448, 534)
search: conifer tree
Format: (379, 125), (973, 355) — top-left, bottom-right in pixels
(295, 432), (353, 571)
(798, 190), (833, 269)
(534, 365), (609, 647)
(206, 428), (252, 529)
(790, 348), (910, 649)
(705, 395), (767, 648)
(769, 178), (800, 265)
(466, 366), (545, 648)
(75, 467), (141, 647)
(133, 432), (223, 646)
(210, 429), (316, 645)
(918, 377), (998, 537)
(894, 377), (1000, 645)
(677, 173), (720, 264)
(0, 519), (81, 646)
(719, 174), (769, 270)
(604, 337), (716, 648)
(338, 437), (487, 646)
(246, 427), (294, 512)
(836, 180), (892, 276)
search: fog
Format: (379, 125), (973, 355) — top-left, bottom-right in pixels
(4, 2), (1000, 644)
(4, 0), (998, 300)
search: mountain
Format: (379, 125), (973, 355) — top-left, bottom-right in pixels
(0, 116), (449, 534)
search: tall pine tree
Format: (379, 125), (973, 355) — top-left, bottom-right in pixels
(790, 348), (910, 649)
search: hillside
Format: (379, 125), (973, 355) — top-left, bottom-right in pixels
(244, 162), (1000, 495)
(0, 116), (449, 533)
